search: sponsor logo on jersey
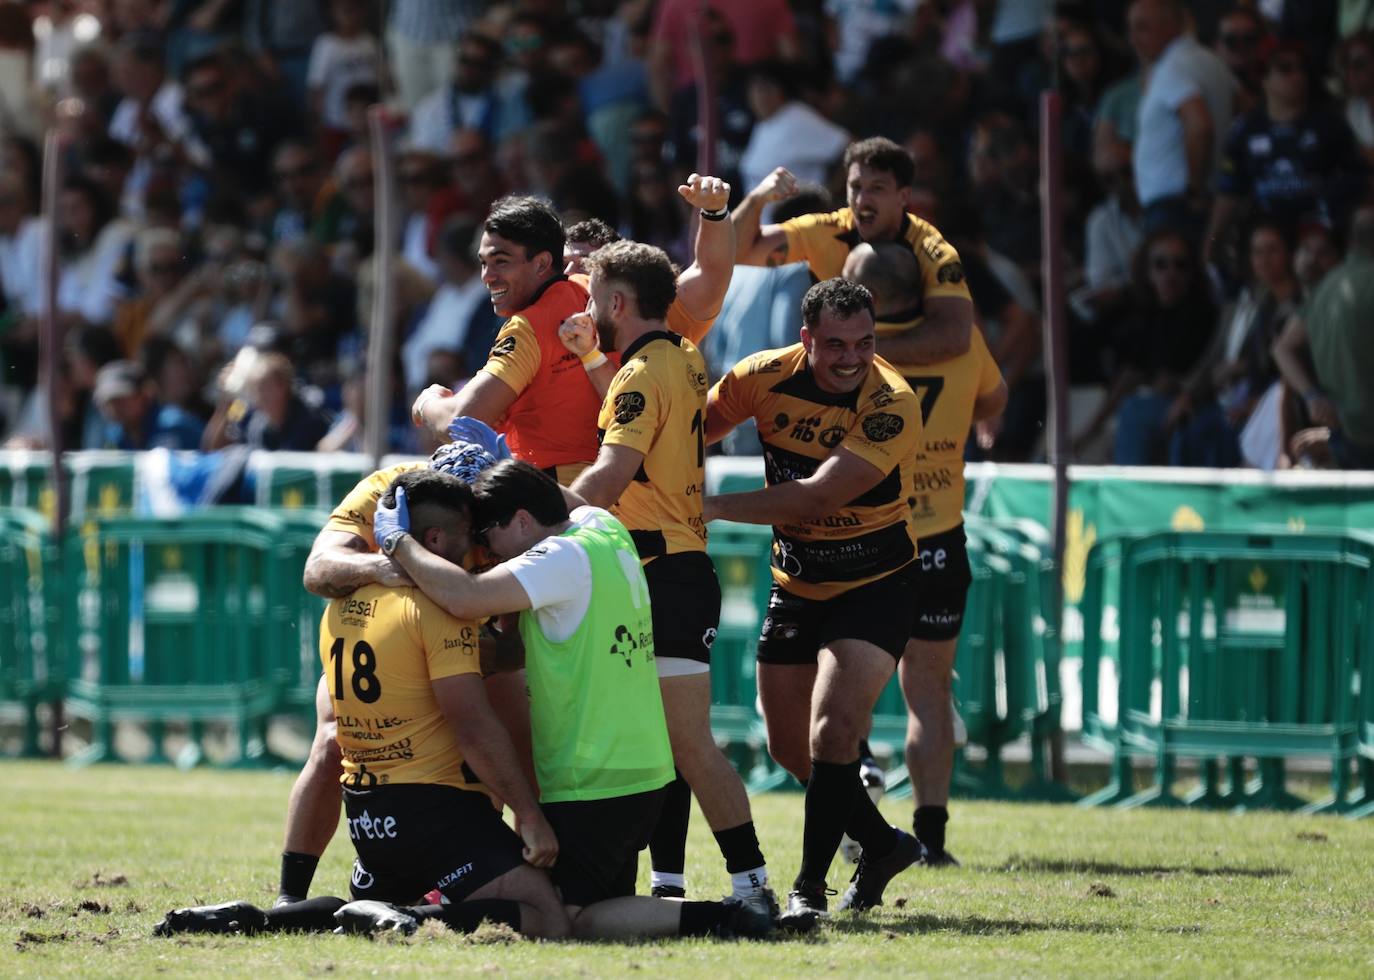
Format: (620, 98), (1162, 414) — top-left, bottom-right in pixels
(614, 391), (646, 424)
(490, 336), (517, 358)
(862, 412), (905, 442)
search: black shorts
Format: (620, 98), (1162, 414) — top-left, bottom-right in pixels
(910, 524), (973, 641)
(756, 565), (916, 666)
(344, 783), (525, 904)
(643, 551), (721, 664)
(542, 786), (667, 908)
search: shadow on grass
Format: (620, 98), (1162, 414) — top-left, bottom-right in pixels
(995, 857), (1288, 879)
(832, 913), (1125, 937)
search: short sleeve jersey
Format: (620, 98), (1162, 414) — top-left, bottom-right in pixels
(598, 331), (709, 560)
(320, 583), (486, 793)
(876, 315), (1003, 535)
(479, 275), (611, 470)
(665, 296), (715, 346)
(780, 208), (973, 309)
(710, 344), (923, 600)
(324, 462), (427, 550)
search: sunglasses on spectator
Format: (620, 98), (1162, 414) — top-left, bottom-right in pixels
(1151, 255), (1190, 271)
(1063, 44), (1096, 59)
(1221, 31), (1258, 49)
(186, 82), (220, 99)
(275, 165), (315, 181)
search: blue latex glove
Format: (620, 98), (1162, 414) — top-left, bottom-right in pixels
(446, 416), (511, 460)
(428, 442), (498, 484)
(374, 484), (410, 552)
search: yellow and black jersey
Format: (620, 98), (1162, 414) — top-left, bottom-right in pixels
(599, 330), (709, 560)
(325, 462), (427, 550)
(877, 316), (1004, 536)
(320, 583), (486, 793)
(780, 208), (973, 313)
(709, 343), (924, 600)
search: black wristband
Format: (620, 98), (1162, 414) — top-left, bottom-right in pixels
(700, 207), (728, 222)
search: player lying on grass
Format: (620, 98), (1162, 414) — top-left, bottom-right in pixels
(155, 465), (773, 941)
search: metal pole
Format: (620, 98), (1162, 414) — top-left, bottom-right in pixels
(1039, 90), (1070, 781)
(363, 105), (397, 470)
(690, 0), (717, 178)
(39, 125), (67, 757)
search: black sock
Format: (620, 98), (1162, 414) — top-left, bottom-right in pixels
(847, 780), (898, 858)
(677, 900), (729, 937)
(277, 851), (320, 903)
(858, 738), (874, 761)
(797, 758), (860, 887)
(405, 900), (522, 933)
(914, 805), (948, 854)
(713, 821), (766, 875)
(263, 895), (345, 932)
(649, 770), (692, 876)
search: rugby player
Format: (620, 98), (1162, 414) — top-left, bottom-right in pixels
(155, 469), (569, 940)
(411, 196), (599, 485)
(731, 137), (975, 364)
(844, 242), (1008, 866)
(374, 461), (774, 940)
(558, 242), (773, 914)
(704, 278), (926, 926)
(275, 427), (517, 909)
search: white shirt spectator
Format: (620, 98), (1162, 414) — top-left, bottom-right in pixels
(401, 274), (488, 391)
(824, 0), (920, 83)
(57, 218), (135, 325)
(108, 82), (191, 148)
(1084, 195), (1144, 292)
(401, 212), (439, 283)
(739, 102), (850, 202)
(1133, 35), (1236, 206)
(409, 86), (490, 152)
(0, 217), (44, 316)
(308, 32), (381, 130)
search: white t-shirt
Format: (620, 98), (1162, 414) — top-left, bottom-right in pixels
(739, 101), (850, 198)
(504, 506), (620, 643)
(0, 217), (44, 316)
(1133, 36), (1236, 205)
(56, 218), (135, 325)
(108, 82), (190, 148)
(308, 32), (381, 130)
(401, 275), (486, 390)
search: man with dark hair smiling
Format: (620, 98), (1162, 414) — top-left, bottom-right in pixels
(704, 278), (927, 927)
(411, 196), (598, 484)
(731, 137), (974, 365)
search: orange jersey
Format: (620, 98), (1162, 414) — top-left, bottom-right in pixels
(479, 275), (614, 470)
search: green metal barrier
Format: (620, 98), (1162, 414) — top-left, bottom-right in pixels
(1080, 530), (1369, 812)
(0, 509), (61, 756)
(706, 521), (778, 790)
(62, 510), (290, 767)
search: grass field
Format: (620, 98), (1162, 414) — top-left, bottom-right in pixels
(2, 761), (1372, 978)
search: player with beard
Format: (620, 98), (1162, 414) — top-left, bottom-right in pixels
(704, 278), (927, 928)
(411, 196), (600, 484)
(844, 241), (1007, 867)
(559, 242), (775, 919)
(732, 137), (974, 366)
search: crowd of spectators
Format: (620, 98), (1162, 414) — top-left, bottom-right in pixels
(0, 0), (1371, 469)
